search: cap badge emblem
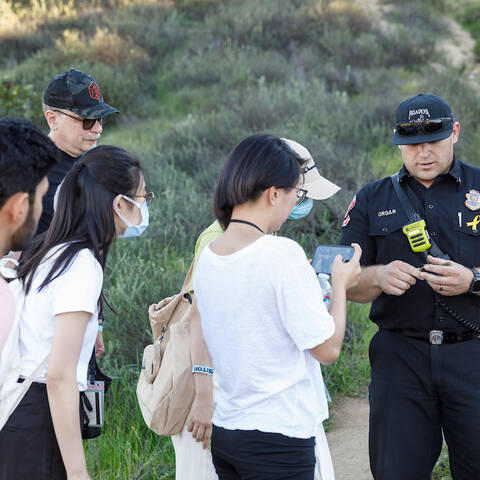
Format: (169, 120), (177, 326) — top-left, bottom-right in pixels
(465, 189), (480, 211)
(88, 81), (101, 100)
(408, 108), (431, 122)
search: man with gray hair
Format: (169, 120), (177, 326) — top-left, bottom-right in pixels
(38, 69), (118, 357)
(38, 68), (118, 235)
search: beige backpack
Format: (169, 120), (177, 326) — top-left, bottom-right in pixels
(136, 261), (197, 436)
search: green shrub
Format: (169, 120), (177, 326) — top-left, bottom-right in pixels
(55, 27), (150, 67)
(0, 81), (39, 119)
(200, 0), (314, 52)
(103, 6), (187, 60)
(84, 366), (175, 479)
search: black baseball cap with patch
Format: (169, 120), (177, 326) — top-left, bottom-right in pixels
(43, 69), (119, 119)
(392, 93), (454, 145)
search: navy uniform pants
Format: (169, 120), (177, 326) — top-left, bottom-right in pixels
(369, 329), (480, 480)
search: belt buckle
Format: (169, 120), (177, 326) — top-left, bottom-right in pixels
(429, 330), (444, 345)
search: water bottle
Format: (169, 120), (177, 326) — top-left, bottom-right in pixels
(317, 273), (332, 311)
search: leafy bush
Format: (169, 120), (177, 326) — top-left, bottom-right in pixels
(56, 27), (150, 67)
(312, 0), (372, 35)
(0, 81), (39, 119)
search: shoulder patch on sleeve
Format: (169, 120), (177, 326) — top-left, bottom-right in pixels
(342, 195), (356, 227)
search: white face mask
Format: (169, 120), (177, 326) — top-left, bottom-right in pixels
(115, 195), (149, 238)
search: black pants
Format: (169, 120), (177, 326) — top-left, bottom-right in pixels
(0, 382), (67, 480)
(211, 425), (315, 480)
(369, 329), (480, 480)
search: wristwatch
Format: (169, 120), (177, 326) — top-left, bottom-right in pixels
(469, 267), (480, 295)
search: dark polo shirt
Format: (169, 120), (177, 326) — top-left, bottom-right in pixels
(35, 146), (76, 236)
(340, 156), (480, 332)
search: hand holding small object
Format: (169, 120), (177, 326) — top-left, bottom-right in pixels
(420, 255), (474, 296)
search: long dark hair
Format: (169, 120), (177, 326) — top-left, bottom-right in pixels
(18, 145), (146, 294)
(213, 134), (305, 229)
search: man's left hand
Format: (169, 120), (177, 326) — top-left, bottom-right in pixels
(420, 255), (474, 296)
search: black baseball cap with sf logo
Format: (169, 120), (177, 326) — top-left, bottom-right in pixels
(43, 69), (119, 119)
(392, 93), (454, 145)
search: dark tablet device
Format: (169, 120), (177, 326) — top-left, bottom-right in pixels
(312, 245), (355, 275)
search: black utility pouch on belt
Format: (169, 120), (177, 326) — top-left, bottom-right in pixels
(80, 349), (112, 440)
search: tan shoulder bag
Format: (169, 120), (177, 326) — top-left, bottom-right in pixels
(136, 261), (197, 436)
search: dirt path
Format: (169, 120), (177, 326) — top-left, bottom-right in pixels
(326, 396), (372, 480)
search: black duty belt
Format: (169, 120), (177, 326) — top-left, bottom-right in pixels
(389, 328), (480, 345)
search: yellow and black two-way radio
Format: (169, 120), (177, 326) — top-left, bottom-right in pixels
(402, 219), (431, 253)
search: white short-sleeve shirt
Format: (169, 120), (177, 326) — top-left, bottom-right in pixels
(19, 245), (103, 391)
(194, 235), (335, 439)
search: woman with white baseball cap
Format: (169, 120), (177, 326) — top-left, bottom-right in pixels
(171, 134), (359, 480)
(281, 138), (340, 221)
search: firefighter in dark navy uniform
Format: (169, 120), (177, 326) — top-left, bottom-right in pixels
(340, 93), (480, 480)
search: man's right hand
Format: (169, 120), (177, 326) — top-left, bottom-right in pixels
(376, 260), (422, 296)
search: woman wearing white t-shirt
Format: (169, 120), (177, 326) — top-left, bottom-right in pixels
(0, 145), (153, 480)
(193, 134), (361, 480)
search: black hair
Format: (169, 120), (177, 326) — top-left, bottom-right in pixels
(0, 117), (58, 208)
(213, 134), (305, 229)
(18, 145), (146, 295)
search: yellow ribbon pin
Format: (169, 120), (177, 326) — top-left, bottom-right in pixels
(467, 214), (480, 232)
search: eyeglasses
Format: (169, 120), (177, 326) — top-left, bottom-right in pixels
(131, 192), (155, 207)
(295, 188), (308, 205)
(52, 109), (105, 130)
(395, 117), (453, 136)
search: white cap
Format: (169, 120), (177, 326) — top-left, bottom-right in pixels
(281, 138), (340, 200)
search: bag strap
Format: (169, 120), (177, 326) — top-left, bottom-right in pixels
(391, 173), (450, 260)
(13, 277), (49, 386)
(1, 279), (47, 405)
(391, 173), (421, 223)
(181, 259), (196, 292)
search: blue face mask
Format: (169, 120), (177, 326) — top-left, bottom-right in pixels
(288, 198), (314, 220)
(116, 195), (149, 238)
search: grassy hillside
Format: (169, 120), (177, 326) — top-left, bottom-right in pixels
(1, 0), (479, 477)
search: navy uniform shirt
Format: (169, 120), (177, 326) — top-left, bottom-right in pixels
(340, 156), (480, 332)
(35, 146), (77, 236)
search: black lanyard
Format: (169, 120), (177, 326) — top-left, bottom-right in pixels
(229, 219), (265, 234)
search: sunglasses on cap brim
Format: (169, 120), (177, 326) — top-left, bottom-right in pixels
(395, 117), (453, 137)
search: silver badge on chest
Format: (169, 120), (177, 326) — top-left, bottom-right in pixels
(465, 189), (480, 211)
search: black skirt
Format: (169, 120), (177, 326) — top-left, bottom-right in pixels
(0, 382), (67, 480)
